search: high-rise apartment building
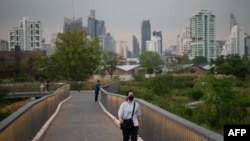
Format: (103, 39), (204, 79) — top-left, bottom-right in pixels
(0, 39), (9, 51)
(153, 31), (162, 54)
(215, 40), (225, 57)
(99, 33), (116, 53)
(141, 20), (151, 53)
(230, 13), (238, 32)
(87, 10), (106, 37)
(146, 36), (161, 54)
(222, 25), (245, 56)
(189, 9), (216, 61)
(63, 17), (83, 32)
(178, 27), (191, 56)
(245, 35), (250, 55)
(116, 40), (128, 59)
(9, 17), (43, 51)
(132, 35), (140, 58)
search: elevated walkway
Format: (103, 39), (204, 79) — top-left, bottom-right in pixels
(39, 90), (122, 141)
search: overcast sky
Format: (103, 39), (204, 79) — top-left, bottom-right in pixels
(0, 0), (250, 51)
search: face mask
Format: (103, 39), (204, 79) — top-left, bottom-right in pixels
(128, 96), (134, 101)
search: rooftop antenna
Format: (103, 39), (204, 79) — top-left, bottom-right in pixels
(72, 0), (75, 20)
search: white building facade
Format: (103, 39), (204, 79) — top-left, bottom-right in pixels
(116, 40), (128, 59)
(222, 25), (245, 56)
(9, 17), (43, 51)
(189, 10), (216, 61)
(146, 36), (161, 54)
(178, 27), (191, 56)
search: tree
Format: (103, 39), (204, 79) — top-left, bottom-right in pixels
(215, 55), (250, 78)
(166, 55), (191, 73)
(49, 29), (102, 81)
(20, 51), (43, 81)
(139, 51), (164, 74)
(192, 56), (207, 65)
(193, 75), (247, 130)
(101, 52), (125, 78)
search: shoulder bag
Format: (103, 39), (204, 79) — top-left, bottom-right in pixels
(120, 102), (135, 130)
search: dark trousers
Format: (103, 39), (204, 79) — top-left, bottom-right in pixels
(122, 126), (139, 141)
(95, 91), (99, 102)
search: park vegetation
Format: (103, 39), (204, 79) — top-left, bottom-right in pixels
(119, 54), (250, 134)
(1, 28), (250, 135)
(119, 74), (250, 134)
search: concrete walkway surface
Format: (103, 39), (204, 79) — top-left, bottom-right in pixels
(39, 90), (122, 141)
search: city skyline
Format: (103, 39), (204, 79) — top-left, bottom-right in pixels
(0, 0), (250, 51)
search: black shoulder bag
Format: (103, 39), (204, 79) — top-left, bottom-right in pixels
(120, 102), (135, 130)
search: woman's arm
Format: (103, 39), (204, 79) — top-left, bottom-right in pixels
(137, 115), (142, 127)
(118, 116), (124, 124)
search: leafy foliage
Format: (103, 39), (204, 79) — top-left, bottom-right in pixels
(166, 55), (191, 72)
(215, 55), (250, 78)
(50, 29), (102, 81)
(119, 74), (250, 134)
(192, 56), (207, 65)
(139, 51), (164, 74)
(101, 52), (125, 78)
(132, 69), (145, 81)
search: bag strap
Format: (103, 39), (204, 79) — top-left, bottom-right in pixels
(131, 102), (135, 119)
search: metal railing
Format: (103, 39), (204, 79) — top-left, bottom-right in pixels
(0, 82), (65, 93)
(101, 82), (223, 141)
(0, 84), (70, 141)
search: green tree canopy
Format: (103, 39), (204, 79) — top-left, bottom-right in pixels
(101, 52), (125, 78)
(139, 51), (164, 74)
(49, 29), (102, 81)
(192, 56), (207, 65)
(193, 75), (248, 130)
(166, 55), (191, 72)
(215, 55), (250, 78)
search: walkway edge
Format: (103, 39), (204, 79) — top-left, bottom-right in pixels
(99, 102), (144, 141)
(31, 95), (72, 141)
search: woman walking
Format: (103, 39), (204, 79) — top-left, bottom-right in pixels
(118, 90), (142, 141)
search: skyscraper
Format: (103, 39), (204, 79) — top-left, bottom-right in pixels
(63, 17), (83, 32)
(88, 15), (96, 37)
(190, 9), (216, 61)
(146, 36), (161, 54)
(230, 13), (238, 32)
(99, 33), (116, 53)
(87, 10), (106, 37)
(9, 17), (43, 51)
(178, 27), (191, 56)
(222, 25), (245, 56)
(245, 35), (250, 55)
(153, 31), (162, 54)
(141, 20), (151, 53)
(0, 39), (9, 51)
(132, 35), (140, 58)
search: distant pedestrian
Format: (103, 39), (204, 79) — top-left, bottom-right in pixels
(40, 78), (45, 93)
(118, 90), (142, 141)
(46, 78), (50, 93)
(94, 80), (101, 102)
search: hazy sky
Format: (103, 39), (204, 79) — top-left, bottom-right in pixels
(0, 0), (250, 50)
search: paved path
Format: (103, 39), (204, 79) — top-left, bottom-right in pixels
(40, 90), (122, 141)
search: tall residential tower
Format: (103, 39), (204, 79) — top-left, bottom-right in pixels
(153, 31), (163, 54)
(189, 9), (216, 61)
(132, 35), (140, 58)
(141, 20), (151, 53)
(9, 17), (43, 51)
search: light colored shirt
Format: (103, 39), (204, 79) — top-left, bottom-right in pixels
(118, 101), (142, 126)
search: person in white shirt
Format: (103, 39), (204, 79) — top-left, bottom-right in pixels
(118, 90), (142, 141)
